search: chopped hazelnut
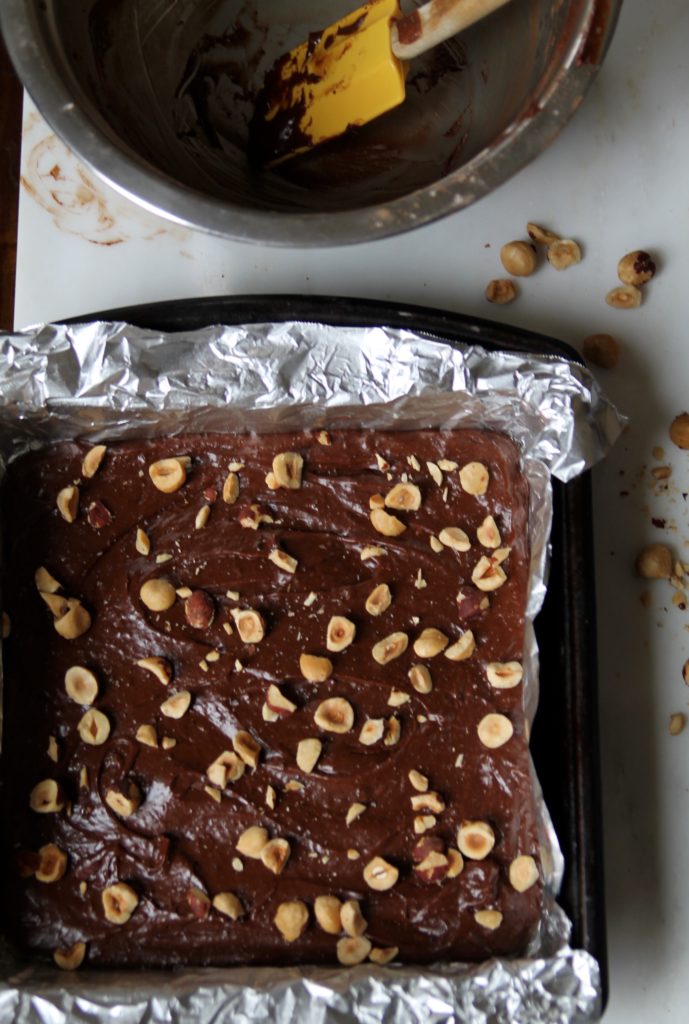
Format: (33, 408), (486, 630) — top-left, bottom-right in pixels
(477, 712), (513, 748)
(408, 769), (429, 792)
(296, 737), (322, 773)
(385, 482), (422, 511)
(459, 462), (489, 495)
(340, 899), (367, 937)
(369, 493), (385, 510)
(388, 688), (410, 707)
(618, 249), (656, 286)
(162, 736), (176, 750)
(160, 690), (192, 719)
(669, 712), (686, 736)
(527, 222), (560, 246)
(35, 565), (62, 593)
(80, 443), (106, 479)
(411, 790), (445, 813)
(300, 653), (333, 682)
(413, 628), (448, 658)
(360, 545), (385, 560)
(477, 515), (501, 549)
(430, 535), (444, 553)
(636, 543), (673, 579)
(456, 820), (495, 860)
(384, 715), (401, 746)
(184, 589), (215, 628)
(233, 730), (262, 768)
(606, 284), (642, 309)
(64, 665), (99, 705)
(547, 239), (582, 270)
(87, 500), (112, 529)
(372, 631), (409, 664)
(346, 802), (366, 825)
(102, 882), (138, 924)
(509, 854), (540, 892)
(446, 848), (464, 878)
(582, 333), (621, 370)
(261, 838), (291, 875)
(212, 892), (244, 919)
(472, 556), (507, 591)
(186, 887), (211, 919)
(135, 528), (151, 556)
(274, 900), (309, 942)
(427, 461), (443, 485)
(54, 941), (86, 971)
(136, 656), (172, 686)
(314, 697), (354, 734)
(474, 909), (503, 930)
(266, 684), (297, 716)
(359, 718), (385, 745)
(500, 240), (537, 277)
(444, 630), (475, 661)
(365, 582), (392, 616)
(314, 894), (343, 934)
(369, 946), (398, 965)
(207, 751), (245, 787)
(47, 736), (58, 762)
(326, 615), (356, 652)
(337, 936), (372, 965)
(363, 856), (399, 891)
(140, 578), (176, 612)
(149, 457), (188, 493)
(370, 507), (406, 536)
(669, 413), (689, 450)
(77, 708), (110, 746)
(439, 526), (471, 551)
(29, 779), (64, 813)
(413, 814), (436, 834)
(272, 452), (304, 489)
(195, 505), (210, 530)
(105, 782), (141, 817)
(40, 590), (69, 618)
(414, 850), (449, 883)
(231, 608), (266, 643)
(236, 826), (269, 859)
(485, 278), (517, 304)
(57, 485), (79, 523)
(222, 471), (240, 504)
(35, 843), (68, 883)
(136, 724), (158, 747)
(486, 661), (523, 688)
(54, 600), (91, 639)
(268, 548), (298, 573)
(408, 663), (432, 693)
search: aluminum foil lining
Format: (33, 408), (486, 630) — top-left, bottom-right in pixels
(0, 319), (623, 1024)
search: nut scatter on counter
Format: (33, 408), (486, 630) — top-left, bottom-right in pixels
(0, 430), (542, 969)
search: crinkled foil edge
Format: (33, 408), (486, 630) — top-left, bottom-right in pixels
(0, 320), (623, 1024)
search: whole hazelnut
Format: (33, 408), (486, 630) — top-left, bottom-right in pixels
(618, 249), (656, 287)
(669, 413), (689, 450)
(636, 543), (673, 580)
(500, 241), (537, 277)
(485, 279), (517, 305)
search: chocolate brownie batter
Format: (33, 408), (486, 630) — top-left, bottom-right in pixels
(0, 429), (542, 968)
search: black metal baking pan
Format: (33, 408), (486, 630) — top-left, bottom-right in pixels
(66, 294), (608, 1005)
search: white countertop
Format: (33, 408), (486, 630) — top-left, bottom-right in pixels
(12, 0), (689, 1018)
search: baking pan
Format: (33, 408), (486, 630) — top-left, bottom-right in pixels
(10, 295), (607, 1009)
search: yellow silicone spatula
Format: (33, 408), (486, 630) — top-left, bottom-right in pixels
(250, 0), (511, 168)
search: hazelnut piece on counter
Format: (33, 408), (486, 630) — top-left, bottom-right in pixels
(236, 826), (269, 859)
(140, 579), (176, 612)
(184, 589), (215, 628)
(527, 222), (560, 246)
(669, 413), (689, 450)
(444, 631), (476, 661)
(315, 697), (354, 734)
(300, 653), (333, 682)
(363, 856), (399, 891)
(359, 718), (385, 745)
(606, 285), (642, 309)
(105, 782), (141, 817)
(314, 894), (343, 934)
(474, 909), (503, 930)
(477, 515), (501, 549)
(326, 615), (356, 652)
(35, 843), (68, 883)
(231, 608), (266, 643)
(102, 882), (139, 924)
(54, 941), (86, 971)
(636, 543), (673, 580)
(296, 737), (322, 773)
(160, 690), (192, 719)
(54, 600), (92, 640)
(509, 854), (540, 892)
(372, 631), (409, 665)
(459, 462), (489, 495)
(618, 249), (656, 286)
(64, 666), (99, 705)
(365, 582), (392, 616)
(337, 936), (372, 965)
(384, 482), (422, 511)
(485, 279), (517, 305)
(546, 239), (582, 270)
(261, 838), (291, 875)
(340, 899), (367, 937)
(29, 779), (64, 813)
(408, 663), (432, 693)
(222, 471), (240, 504)
(369, 946), (399, 965)
(486, 661), (523, 688)
(213, 892), (244, 919)
(82, 444), (106, 478)
(233, 730), (262, 768)
(148, 457), (188, 493)
(272, 451), (304, 489)
(500, 240), (537, 277)
(370, 507), (406, 537)
(77, 708), (111, 746)
(274, 900), (309, 942)
(439, 526), (471, 552)
(136, 656), (172, 686)
(477, 713), (514, 749)
(456, 820), (495, 860)
(57, 485), (79, 523)
(582, 333), (621, 370)
(669, 712), (686, 736)
(413, 628), (448, 658)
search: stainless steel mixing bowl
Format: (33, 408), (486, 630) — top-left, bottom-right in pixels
(1, 0), (620, 246)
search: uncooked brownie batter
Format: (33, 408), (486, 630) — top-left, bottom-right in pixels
(0, 429), (542, 970)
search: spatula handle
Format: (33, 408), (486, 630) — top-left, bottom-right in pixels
(391, 0), (511, 61)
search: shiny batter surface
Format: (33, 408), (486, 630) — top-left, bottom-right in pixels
(0, 429), (541, 967)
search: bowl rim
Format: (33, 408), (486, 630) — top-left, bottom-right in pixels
(1, 0), (622, 247)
